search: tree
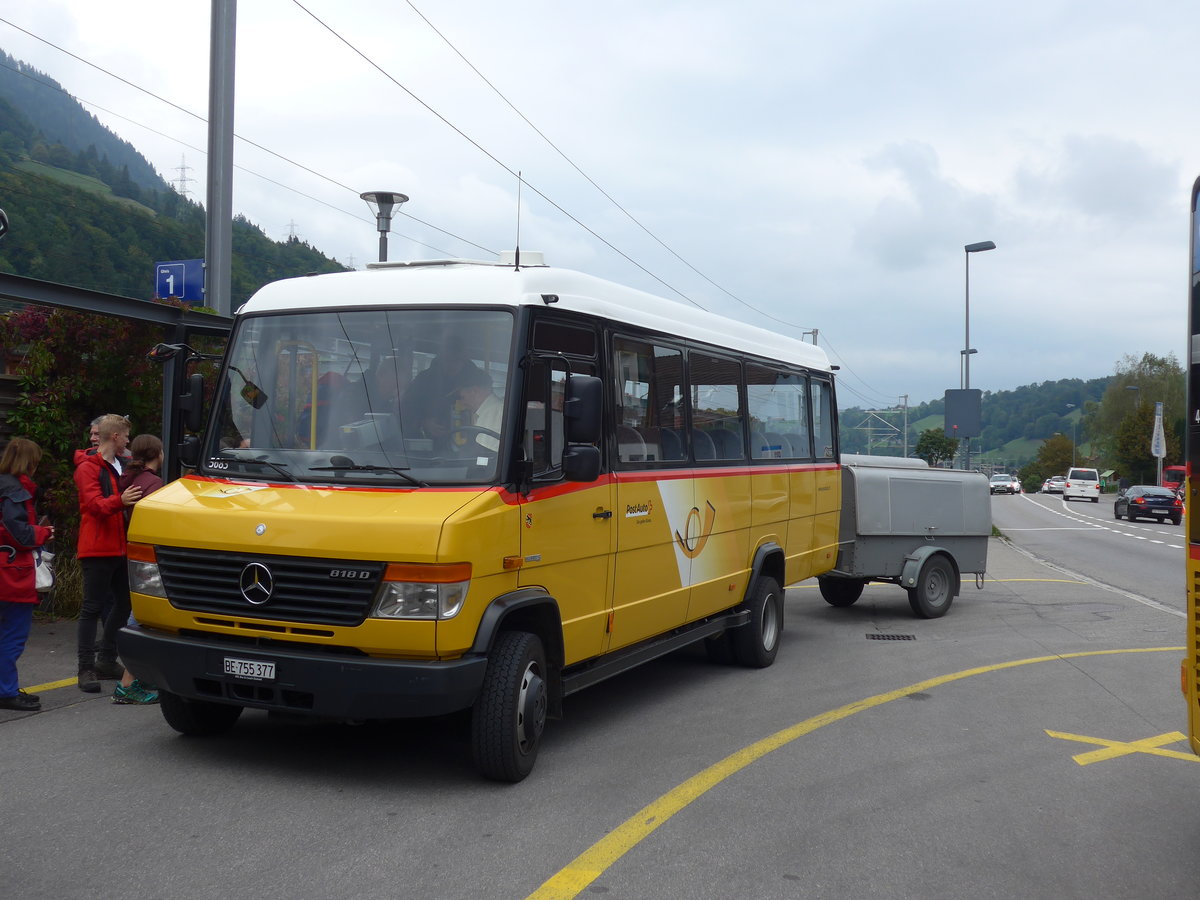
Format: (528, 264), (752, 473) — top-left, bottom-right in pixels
(1113, 401), (1178, 484)
(914, 428), (958, 466)
(1085, 352), (1184, 468)
(1022, 433), (1075, 488)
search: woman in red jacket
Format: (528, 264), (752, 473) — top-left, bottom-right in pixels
(0, 438), (54, 712)
(73, 414), (141, 693)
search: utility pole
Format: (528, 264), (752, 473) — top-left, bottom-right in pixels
(205, 0), (237, 318)
(899, 394), (909, 457)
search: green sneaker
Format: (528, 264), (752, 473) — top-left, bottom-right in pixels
(112, 681), (160, 705)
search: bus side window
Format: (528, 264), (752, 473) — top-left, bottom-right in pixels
(524, 360), (562, 476)
(688, 351), (744, 461)
(614, 337), (684, 467)
(525, 319), (599, 479)
(747, 365), (808, 460)
(811, 378), (836, 459)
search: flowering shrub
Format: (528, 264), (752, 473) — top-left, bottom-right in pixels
(0, 304), (175, 614)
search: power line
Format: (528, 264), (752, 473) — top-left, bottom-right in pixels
(291, 0), (703, 308)
(0, 20), (490, 256)
(1, 10), (898, 404)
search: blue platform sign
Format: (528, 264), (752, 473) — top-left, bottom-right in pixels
(155, 258), (205, 303)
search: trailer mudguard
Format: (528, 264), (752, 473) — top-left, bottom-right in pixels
(900, 546), (961, 597)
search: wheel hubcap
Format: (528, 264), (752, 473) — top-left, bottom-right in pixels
(926, 571), (949, 607)
(761, 593), (780, 650)
(516, 662), (546, 752)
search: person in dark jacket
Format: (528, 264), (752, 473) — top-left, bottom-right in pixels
(111, 434), (164, 705)
(73, 414), (141, 693)
(0, 438), (54, 712)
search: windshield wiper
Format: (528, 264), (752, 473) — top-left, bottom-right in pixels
(310, 461), (427, 487)
(241, 457), (296, 482)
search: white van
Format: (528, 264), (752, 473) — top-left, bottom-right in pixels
(1063, 467), (1101, 503)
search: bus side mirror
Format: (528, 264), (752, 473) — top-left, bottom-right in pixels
(564, 374), (602, 444)
(178, 434), (200, 468)
(562, 445), (600, 483)
(178, 372), (205, 434)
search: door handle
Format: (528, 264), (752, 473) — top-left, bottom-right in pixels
(592, 509), (613, 520)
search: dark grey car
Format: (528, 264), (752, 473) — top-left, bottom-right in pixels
(1114, 485), (1183, 525)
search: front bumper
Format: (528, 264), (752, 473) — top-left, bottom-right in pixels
(117, 624), (488, 719)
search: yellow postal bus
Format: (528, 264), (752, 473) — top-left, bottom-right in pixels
(120, 252), (841, 781)
(1186, 176), (1200, 752)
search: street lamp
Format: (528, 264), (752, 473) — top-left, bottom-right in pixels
(962, 240), (996, 469)
(1065, 403), (1078, 465)
(360, 191), (408, 263)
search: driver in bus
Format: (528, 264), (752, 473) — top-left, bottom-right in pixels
(401, 337), (476, 450)
(454, 366), (502, 451)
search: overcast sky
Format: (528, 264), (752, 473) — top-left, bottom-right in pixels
(0, 0), (1193, 409)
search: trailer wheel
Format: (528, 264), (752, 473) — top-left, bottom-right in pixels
(907, 555), (955, 619)
(471, 631), (547, 783)
(731, 575), (783, 668)
(818, 577), (865, 607)
(159, 691), (243, 736)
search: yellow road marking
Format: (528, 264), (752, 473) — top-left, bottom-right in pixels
(24, 676), (79, 693)
(1045, 729), (1199, 765)
(527, 646), (1184, 900)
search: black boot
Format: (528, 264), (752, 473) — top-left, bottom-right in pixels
(77, 667), (101, 693)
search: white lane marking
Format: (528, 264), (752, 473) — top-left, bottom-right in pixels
(1000, 498), (1185, 618)
(1015, 493), (1185, 549)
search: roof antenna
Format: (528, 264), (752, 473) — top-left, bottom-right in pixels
(513, 170), (522, 271)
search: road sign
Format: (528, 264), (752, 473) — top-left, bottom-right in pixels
(1151, 401), (1167, 459)
(155, 259), (205, 303)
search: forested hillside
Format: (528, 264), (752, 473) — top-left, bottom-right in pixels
(840, 375), (1114, 465)
(0, 51), (347, 305)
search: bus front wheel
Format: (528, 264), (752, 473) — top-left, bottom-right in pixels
(471, 631), (547, 783)
(731, 575), (783, 668)
(159, 691), (243, 736)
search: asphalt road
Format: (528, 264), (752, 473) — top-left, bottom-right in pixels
(2, 498), (1194, 900)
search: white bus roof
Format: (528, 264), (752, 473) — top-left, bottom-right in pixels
(240, 258), (831, 372)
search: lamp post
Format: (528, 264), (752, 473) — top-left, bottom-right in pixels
(962, 240), (996, 469)
(1065, 403), (1078, 465)
(360, 191), (408, 263)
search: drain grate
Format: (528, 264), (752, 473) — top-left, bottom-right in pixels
(866, 633), (916, 641)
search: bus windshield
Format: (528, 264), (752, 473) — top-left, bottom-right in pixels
(204, 307), (514, 485)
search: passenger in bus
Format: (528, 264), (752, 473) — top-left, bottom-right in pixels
(454, 365), (502, 452)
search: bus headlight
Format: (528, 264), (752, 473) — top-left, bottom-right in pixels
(373, 581), (469, 620)
(372, 563), (471, 620)
(126, 543), (166, 598)
(129, 561), (166, 598)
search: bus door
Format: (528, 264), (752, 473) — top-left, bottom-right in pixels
(611, 338), (692, 650)
(516, 330), (614, 666)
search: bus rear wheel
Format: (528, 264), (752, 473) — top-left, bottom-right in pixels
(731, 575), (783, 668)
(471, 631), (547, 783)
(818, 577), (865, 607)
(159, 691), (243, 736)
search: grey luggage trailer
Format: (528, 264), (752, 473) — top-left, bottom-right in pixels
(817, 454), (992, 618)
